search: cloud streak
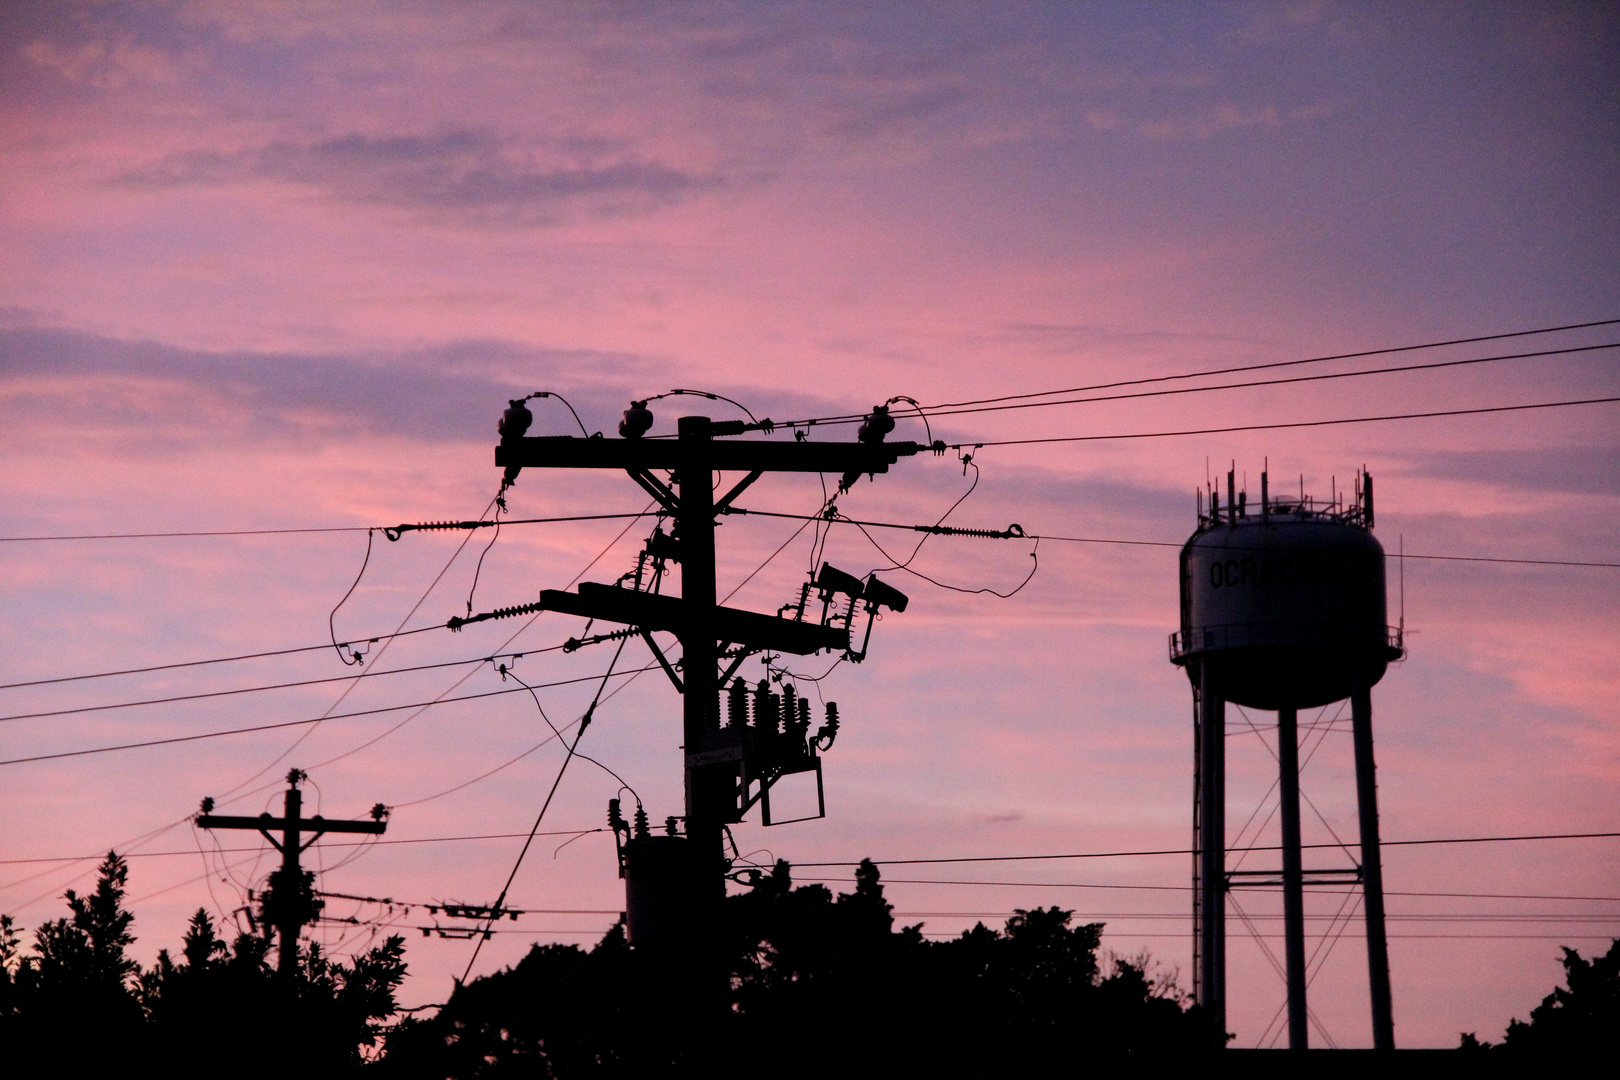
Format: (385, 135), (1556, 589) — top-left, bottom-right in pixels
(0, 326), (647, 445)
(117, 129), (724, 225)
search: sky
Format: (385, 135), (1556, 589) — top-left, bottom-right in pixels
(2, 0), (1618, 1050)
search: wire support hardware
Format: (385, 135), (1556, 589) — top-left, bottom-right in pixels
(448, 598), (546, 631)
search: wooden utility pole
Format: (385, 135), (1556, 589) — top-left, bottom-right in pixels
(197, 769), (388, 974)
(495, 411), (927, 944)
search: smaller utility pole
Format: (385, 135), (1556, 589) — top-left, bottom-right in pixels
(197, 769), (388, 975)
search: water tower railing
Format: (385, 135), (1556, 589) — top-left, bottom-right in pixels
(1169, 622), (1403, 663)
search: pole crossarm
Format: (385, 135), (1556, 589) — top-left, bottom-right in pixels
(496, 436), (927, 474)
(540, 582), (846, 656)
(197, 813), (388, 835)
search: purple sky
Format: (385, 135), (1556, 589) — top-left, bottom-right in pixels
(2, 1), (1617, 1049)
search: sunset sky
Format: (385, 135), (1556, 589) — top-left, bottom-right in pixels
(2, 1), (1617, 1049)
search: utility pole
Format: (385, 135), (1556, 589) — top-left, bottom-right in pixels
(493, 405), (929, 957)
(197, 769), (388, 975)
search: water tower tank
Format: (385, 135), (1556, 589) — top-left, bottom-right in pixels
(1172, 470), (1402, 710)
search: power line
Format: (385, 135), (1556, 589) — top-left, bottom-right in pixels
(928, 319), (1620, 408)
(282, 502), (662, 783)
(913, 932), (1620, 941)
(766, 318), (1620, 428)
(0, 666), (658, 767)
(1, 492), (525, 905)
(830, 341), (1620, 429)
(393, 926), (1615, 941)
(796, 877), (1620, 903)
(0, 626), (446, 691)
(890, 911), (1620, 922)
(0, 505), (662, 911)
(789, 831), (1620, 868)
(1, 525), (375, 542)
(220, 490), (507, 798)
(0, 511), (653, 544)
(0, 648), (568, 724)
(461, 638), (630, 980)
(724, 507), (1620, 569)
(945, 396), (1620, 448)
(0, 830), (609, 868)
(1030, 533), (1620, 569)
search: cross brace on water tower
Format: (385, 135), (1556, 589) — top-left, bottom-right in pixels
(196, 769), (388, 974)
(492, 405), (932, 937)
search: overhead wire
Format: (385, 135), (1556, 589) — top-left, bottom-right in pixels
(461, 636), (631, 981)
(12, 327), (1620, 939)
(218, 490), (504, 797)
(0, 829), (612, 867)
(645, 388), (760, 425)
(790, 877), (1620, 903)
(763, 318), (1620, 428)
(464, 497), (506, 619)
(505, 666), (640, 804)
(841, 341), (1620, 427)
(0, 510), (652, 544)
(0, 667), (659, 767)
(329, 528), (376, 665)
(284, 502), (663, 782)
(787, 831), (1620, 868)
(0, 648), (569, 724)
(0, 502), (663, 914)
(0, 626), (447, 692)
(722, 507), (1620, 570)
(388, 725), (574, 810)
(22, 488), (509, 923)
(178, 506), (661, 941)
(942, 396), (1620, 450)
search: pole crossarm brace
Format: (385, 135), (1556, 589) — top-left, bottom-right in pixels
(496, 436), (927, 475)
(626, 468), (679, 514)
(541, 582), (846, 657)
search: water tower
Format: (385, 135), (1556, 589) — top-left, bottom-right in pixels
(1170, 466), (1402, 1049)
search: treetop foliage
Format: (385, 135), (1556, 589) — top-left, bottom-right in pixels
(0, 851), (406, 1074)
(380, 857), (1208, 1076)
(1461, 937), (1620, 1052)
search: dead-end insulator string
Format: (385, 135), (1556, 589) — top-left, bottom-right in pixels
(384, 511), (651, 541)
(447, 598), (547, 631)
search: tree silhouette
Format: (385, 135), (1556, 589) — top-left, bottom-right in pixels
(0, 852), (407, 1073)
(1462, 938), (1619, 1051)
(3, 852), (144, 1063)
(382, 857), (1207, 1076)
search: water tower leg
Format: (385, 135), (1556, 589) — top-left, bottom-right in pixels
(1277, 706), (1309, 1049)
(1351, 684), (1396, 1049)
(1197, 664), (1227, 1045)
